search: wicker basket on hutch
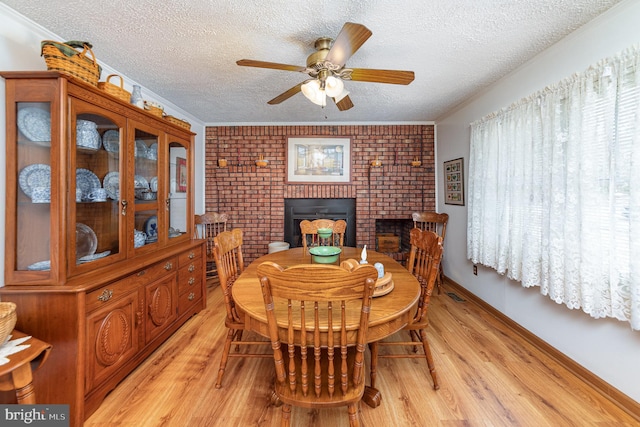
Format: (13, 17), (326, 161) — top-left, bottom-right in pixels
(40, 40), (101, 86)
(97, 74), (131, 102)
(164, 115), (191, 130)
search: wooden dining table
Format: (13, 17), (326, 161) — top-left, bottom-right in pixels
(231, 246), (421, 407)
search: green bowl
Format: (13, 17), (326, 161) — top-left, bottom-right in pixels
(317, 228), (333, 239)
(309, 246), (342, 263)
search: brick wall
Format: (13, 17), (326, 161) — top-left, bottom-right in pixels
(204, 124), (435, 262)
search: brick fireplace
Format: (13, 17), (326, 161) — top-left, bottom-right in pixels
(204, 124), (435, 263)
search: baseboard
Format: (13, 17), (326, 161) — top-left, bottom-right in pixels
(443, 275), (640, 422)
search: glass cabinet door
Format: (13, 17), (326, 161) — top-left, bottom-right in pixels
(14, 101), (54, 274)
(131, 121), (159, 251)
(70, 99), (126, 272)
(167, 136), (190, 241)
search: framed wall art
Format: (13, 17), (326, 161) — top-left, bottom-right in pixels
(444, 157), (464, 205)
(286, 137), (351, 184)
(176, 157), (187, 192)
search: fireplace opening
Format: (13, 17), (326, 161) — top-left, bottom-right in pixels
(284, 198), (356, 248)
(375, 218), (413, 262)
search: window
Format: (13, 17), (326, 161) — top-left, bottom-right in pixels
(468, 45), (640, 330)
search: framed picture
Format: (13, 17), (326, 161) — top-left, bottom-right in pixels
(444, 157), (464, 205)
(286, 137), (351, 184)
(176, 157), (187, 192)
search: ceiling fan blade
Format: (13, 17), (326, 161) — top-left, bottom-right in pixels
(237, 59), (306, 73)
(348, 68), (415, 85)
(267, 83), (303, 105)
(324, 22), (372, 67)
(334, 95), (354, 111)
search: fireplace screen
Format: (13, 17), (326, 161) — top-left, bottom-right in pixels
(284, 198), (356, 248)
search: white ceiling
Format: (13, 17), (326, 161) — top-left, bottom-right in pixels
(2, 0), (623, 124)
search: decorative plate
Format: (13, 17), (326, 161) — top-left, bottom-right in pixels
(78, 250), (111, 263)
(76, 223), (97, 258)
(135, 140), (148, 158)
(27, 260), (51, 271)
(147, 143), (158, 160)
(134, 175), (149, 189)
(150, 176), (158, 192)
(103, 130), (120, 153)
(76, 169), (101, 199)
(18, 164), (51, 198)
(17, 107), (51, 144)
(103, 171), (120, 200)
(144, 215), (158, 240)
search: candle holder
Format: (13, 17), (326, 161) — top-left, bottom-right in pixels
(218, 158), (228, 167)
(370, 157), (382, 167)
(256, 154), (268, 167)
(411, 157), (421, 167)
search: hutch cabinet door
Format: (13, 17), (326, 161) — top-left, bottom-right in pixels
(85, 287), (141, 392)
(166, 133), (193, 243)
(68, 98), (128, 275)
(5, 78), (64, 284)
(145, 274), (178, 344)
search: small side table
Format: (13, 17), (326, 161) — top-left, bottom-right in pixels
(0, 330), (52, 404)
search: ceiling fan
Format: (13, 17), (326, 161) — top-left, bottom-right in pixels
(236, 22), (415, 111)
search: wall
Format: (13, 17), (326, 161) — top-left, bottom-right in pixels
(204, 125), (435, 262)
(436, 0), (640, 402)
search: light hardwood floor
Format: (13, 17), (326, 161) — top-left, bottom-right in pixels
(85, 280), (637, 426)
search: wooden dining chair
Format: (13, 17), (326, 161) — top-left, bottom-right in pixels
(257, 261), (378, 427)
(299, 219), (347, 251)
(194, 212), (228, 282)
(369, 228), (443, 391)
(213, 228), (271, 388)
(412, 212), (448, 293)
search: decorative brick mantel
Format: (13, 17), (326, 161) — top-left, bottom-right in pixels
(204, 124), (435, 263)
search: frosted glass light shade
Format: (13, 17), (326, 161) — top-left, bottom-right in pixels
(301, 79), (326, 106)
(325, 76), (344, 97)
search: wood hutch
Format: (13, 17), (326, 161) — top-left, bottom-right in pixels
(0, 71), (206, 426)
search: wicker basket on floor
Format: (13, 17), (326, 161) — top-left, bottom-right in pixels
(41, 40), (101, 86)
(98, 74), (131, 102)
(0, 302), (17, 345)
(164, 115), (191, 130)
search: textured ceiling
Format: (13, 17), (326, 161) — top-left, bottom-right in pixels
(2, 0), (622, 124)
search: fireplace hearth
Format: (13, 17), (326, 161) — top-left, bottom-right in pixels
(284, 198), (356, 248)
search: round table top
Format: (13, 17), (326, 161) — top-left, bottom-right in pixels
(232, 247), (420, 343)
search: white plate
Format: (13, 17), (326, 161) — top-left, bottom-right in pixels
(78, 250), (111, 263)
(18, 164), (51, 198)
(103, 171), (120, 200)
(27, 260), (51, 271)
(17, 107), (51, 144)
(76, 169), (101, 199)
(134, 175), (149, 189)
(135, 140), (148, 158)
(76, 223), (97, 258)
(103, 130), (120, 153)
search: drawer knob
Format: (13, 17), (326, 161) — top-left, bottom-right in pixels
(188, 277), (195, 285)
(188, 252), (195, 259)
(188, 292), (195, 301)
(164, 262), (173, 270)
(188, 265), (195, 273)
(97, 289), (113, 302)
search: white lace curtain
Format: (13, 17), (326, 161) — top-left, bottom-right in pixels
(468, 45), (640, 330)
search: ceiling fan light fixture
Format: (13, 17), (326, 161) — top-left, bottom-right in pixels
(324, 75), (344, 97)
(333, 88), (350, 103)
(301, 79), (326, 106)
